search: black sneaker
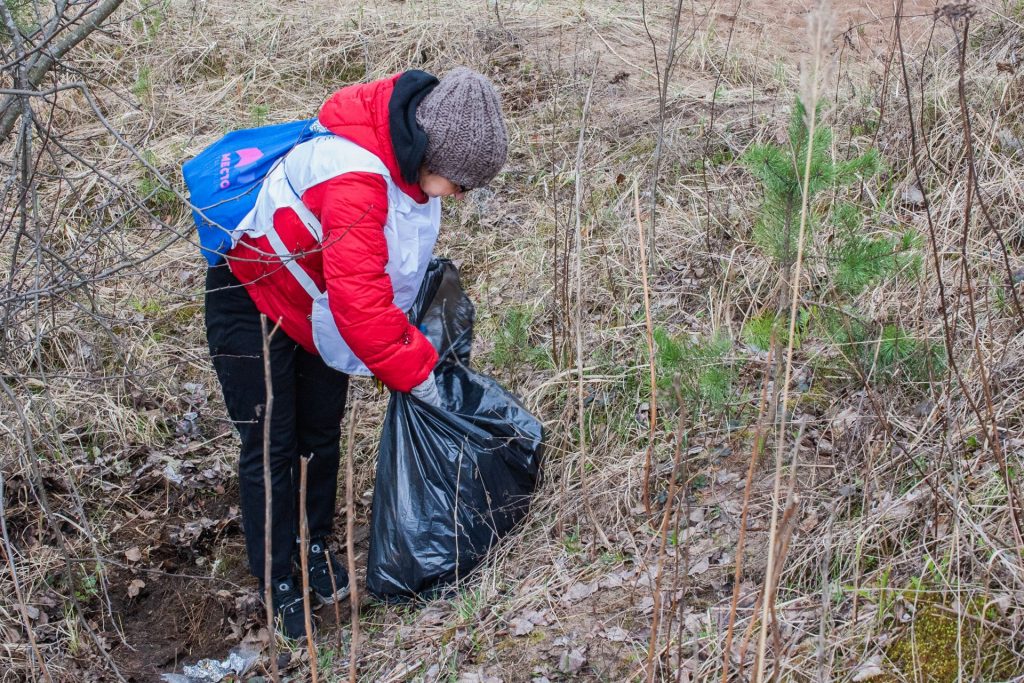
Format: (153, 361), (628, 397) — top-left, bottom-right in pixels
(303, 539), (350, 605)
(266, 575), (312, 641)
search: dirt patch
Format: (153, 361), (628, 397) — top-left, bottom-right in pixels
(724, 0), (939, 59)
(107, 569), (238, 680)
(102, 485), (251, 681)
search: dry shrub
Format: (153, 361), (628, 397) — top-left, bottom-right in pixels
(1, 0), (1023, 681)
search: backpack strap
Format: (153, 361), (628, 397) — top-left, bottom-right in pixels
(262, 227), (323, 300)
(238, 134), (394, 303)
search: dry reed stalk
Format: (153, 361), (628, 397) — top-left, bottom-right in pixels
(644, 388), (689, 683)
(298, 456), (319, 682)
(754, 2), (831, 678)
(260, 314), (280, 683)
(948, 10), (1024, 553)
(767, 420), (806, 661)
(344, 394), (360, 683)
(572, 55), (611, 549)
(633, 180), (658, 514)
(721, 338), (776, 683)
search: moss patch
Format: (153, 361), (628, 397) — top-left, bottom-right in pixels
(884, 599), (1018, 682)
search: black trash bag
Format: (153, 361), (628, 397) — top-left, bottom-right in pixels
(366, 260), (544, 601)
(407, 258), (474, 368)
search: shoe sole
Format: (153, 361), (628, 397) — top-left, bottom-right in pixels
(314, 584), (351, 606)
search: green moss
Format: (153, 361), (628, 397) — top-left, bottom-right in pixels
(885, 599), (1018, 682)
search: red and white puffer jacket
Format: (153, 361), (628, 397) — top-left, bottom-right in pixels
(226, 74), (439, 392)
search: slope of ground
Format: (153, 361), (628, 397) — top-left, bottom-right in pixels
(1, 0), (1023, 681)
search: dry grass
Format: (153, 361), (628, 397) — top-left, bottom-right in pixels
(1, 0), (1023, 681)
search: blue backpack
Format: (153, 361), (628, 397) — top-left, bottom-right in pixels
(182, 118), (332, 265)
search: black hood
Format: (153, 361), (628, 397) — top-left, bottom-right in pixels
(389, 70), (439, 185)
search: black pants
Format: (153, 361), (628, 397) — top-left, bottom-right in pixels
(205, 263), (348, 581)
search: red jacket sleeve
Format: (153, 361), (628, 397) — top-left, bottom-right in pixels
(309, 172), (438, 392)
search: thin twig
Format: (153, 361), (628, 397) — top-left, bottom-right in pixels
(645, 383), (689, 682)
(572, 55), (611, 549)
(299, 457), (319, 682)
(260, 314), (280, 682)
(641, 0), (689, 267)
(722, 338), (776, 682)
(755, 2), (830, 677)
(633, 180), (658, 514)
(325, 549), (342, 645)
(345, 393), (361, 683)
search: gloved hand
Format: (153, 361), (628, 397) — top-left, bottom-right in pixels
(410, 373), (441, 407)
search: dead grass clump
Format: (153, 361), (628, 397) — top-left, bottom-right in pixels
(3, 0), (1024, 681)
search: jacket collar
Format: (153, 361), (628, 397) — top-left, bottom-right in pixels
(317, 72), (434, 203)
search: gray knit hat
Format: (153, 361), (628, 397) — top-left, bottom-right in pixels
(415, 67), (508, 190)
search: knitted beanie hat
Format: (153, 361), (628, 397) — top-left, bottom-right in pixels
(415, 67), (508, 190)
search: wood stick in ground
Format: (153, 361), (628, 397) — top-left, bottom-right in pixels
(755, 2), (829, 676)
(260, 314), (280, 683)
(645, 390), (689, 683)
(325, 548), (342, 647)
(721, 339), (776, 683)
(633, 180), (658, 515)
(345, 394), (361, 683)
(299, 457), (319, 682)
(572, 54), (611, 550)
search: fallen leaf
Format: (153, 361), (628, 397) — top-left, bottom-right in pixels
(683, 612), (704, 634)
(510, 618), (535, 636)
(125, 547), (142, 563)
(688, 557), (711, 576)
(457, 670), (502, 683)
(562, 581), (598, 603)
(523, 610), (550, 626)
(598, 573), (624, 589)
(603, 626), (628, 642)
(127, 580), (145, 598)
(852, 654), (885, 681)
(716, 471), (740, 485)
(900, 184), (925, 208)
(558, 648), (586, 674)
(418, 605), (447, 626)
(799, 510), (820, 533)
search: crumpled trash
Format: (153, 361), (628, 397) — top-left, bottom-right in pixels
(163, 461), (185, 486)
(160, 645), (259, 683)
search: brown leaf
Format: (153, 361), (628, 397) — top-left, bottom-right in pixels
(603, 626), (628, 642)
(688, 557), (711, 576)
(562, 581), (598, 604)
(523, 610), (551, 626)
(124, 547), (142, 563)
(851, 655), (885, 681)
(558, 648), (586, 674)
(510, 618), (535, 636)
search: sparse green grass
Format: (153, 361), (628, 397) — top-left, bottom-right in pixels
(488, 305), (551, 372)
(132, 65), (152, 99)
(3, 2), (1024, 682)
